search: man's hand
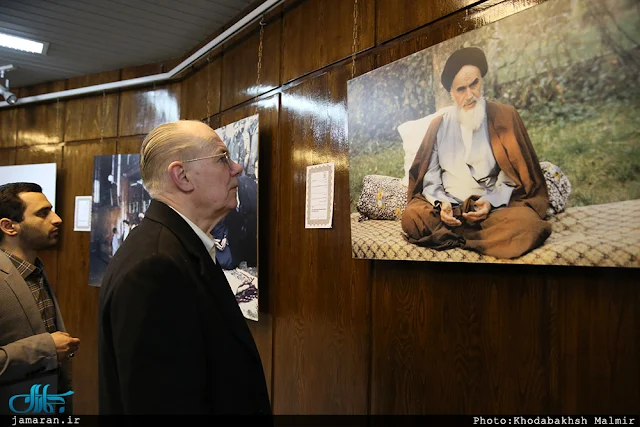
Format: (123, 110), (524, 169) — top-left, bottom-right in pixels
(214, 237), (227, 251)
(439, 200), (461, 227)
(462, 199), (491, 224)
(51, 331), (80, 363)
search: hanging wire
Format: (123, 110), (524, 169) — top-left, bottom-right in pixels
(56, 98), (61, 142)
(206, 55), (212, 125)
(351, 0), (359, 80)
(254, 16), (265, 115)
(100, 90), (106, 143)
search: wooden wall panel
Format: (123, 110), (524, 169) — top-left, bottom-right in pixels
(19, 81), (66, 97)
(220, 14), (281, 111)
(118, 83), (181, 137)
(121, 62), (164, 80)
(180, 57), (221, 121)
(0, 148), (16, 165)
(551, 269), (640, 413)
(281, 0), (375, 83)
(376, 0), (477, 44)
(57, 140), (117, 415)
(65, 71), (120, 142)
(205, 115), (221, 131)
(0, 108), (17, 148)
(117, 135), (145, 155)
(220, 95), (280, 401)
(371, 263), (550, 414)
(17, 101), (65, 146)
(14, 145), (63, 291)
(274, 62), (372, 414)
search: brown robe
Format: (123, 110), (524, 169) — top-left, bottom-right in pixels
(401, 101), (552, 259)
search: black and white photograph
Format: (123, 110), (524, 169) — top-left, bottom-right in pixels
(214, 114), (259, 321)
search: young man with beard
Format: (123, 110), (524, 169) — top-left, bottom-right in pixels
(401, 47), (551, 259)
(0, 183), (80, 414)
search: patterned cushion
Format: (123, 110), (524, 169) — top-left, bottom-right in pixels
(356, 175), (407, 221)
(350, 199), (640, 267)
(540, 161), (572, 216)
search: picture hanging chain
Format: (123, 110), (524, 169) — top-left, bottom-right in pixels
(351, 0), (359, 80)
(206, 55), (211, 125)
(254, 16), (265, 116)
(56, 98), (61, 142)
(100, 90), (106, 143)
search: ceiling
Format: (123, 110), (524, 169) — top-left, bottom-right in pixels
(0, 0), (257, 89)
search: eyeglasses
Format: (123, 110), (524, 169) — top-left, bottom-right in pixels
(182, 152), (231, 167)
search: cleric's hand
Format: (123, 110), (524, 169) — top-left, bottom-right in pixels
(462, 199), (491, 224)
(439, 200), (461, 227)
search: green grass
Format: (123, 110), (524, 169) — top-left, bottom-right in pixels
(528, 100), (640, 207)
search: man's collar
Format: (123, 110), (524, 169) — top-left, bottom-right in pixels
(165, 205), (217, 264)
(0, 247), (42, 279)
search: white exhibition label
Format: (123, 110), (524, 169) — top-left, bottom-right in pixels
(305, 162), (335, 229)
(74, 196), (93, 232)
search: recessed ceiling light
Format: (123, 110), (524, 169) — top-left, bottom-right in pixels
(0, 32), (48, 55)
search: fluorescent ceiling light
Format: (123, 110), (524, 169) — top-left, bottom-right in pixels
(0, 33), (48, 54)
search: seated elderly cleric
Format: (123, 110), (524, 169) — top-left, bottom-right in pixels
(400, 47), (551, 259)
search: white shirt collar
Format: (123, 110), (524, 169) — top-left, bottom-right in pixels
(167, 205), (217, 264)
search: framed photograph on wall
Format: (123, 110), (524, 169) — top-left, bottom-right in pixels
(215, 114), (260, 321)
(347, 0), (639, 268)
(89, 154), (151, 287)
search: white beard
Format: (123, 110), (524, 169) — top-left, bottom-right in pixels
(453, 96), (486, 132)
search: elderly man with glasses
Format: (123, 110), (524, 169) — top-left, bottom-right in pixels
(97, 120), (271, 416)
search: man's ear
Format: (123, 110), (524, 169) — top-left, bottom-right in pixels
(167, 161), (194, 192)
(0, 218), (18, 238)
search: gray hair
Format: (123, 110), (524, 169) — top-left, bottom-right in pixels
(140, 120), (217, 196)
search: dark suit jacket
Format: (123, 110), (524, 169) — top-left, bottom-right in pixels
(97, 200), (271, 415)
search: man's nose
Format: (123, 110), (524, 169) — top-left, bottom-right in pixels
(52, 212), (62, 225)
(465, 87), (474, 99)
(230, 160), (243, 176)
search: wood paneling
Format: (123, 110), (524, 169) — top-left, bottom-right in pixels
(220, 94), (281, 402)
(19, 81), (66, 97)
(551, 269), (640, 413)
(371, 263), (550, 414)
(116, 135), (145, 154)
(205, 115), (221, 130)
(118, 83), (181, 137)
(281, 0), (375, 83)
(57, 139), (117, 415)
(180, 57), (222, 121)
(65, 71), (120, 142)
(17, 101), (65, 146)
(376, 0), (478, 44)
(121, 62), (164, 80)
(14, 145), (63, 291)
(275, 62), (372, 414)
(0, 108), (17, 148)
(221, 14), (281, 110)
(0, 148), (16, 166)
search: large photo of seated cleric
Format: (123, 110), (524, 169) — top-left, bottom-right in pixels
(347, 0), (640, 268)
(214, 114), (259, 321)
